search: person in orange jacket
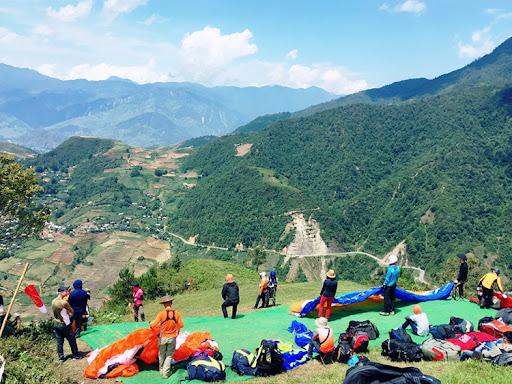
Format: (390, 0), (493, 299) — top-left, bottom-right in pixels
(150, 295), (184, 378)
(254, 272), (269, 309)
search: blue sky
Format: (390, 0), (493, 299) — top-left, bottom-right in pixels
(1, 0), (511, 94)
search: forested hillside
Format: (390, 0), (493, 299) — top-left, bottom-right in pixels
(173, 85), (512, 281)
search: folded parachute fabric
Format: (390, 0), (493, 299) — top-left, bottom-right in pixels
(85, 329), (218, 379)
(277, 342), (309, 371)
(287, 320), (313, 347)
(295, 282), (455, 317)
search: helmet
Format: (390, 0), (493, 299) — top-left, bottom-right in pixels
(388, 254), (398, 264)
(270, 270), (276, 277)
(493, 268), (500, 275)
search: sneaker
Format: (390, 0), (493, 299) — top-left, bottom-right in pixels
(72, 355), (84, 360)
(379, 311), (389, 316)
(389, 311), (395, 316)
(58, 357), (66, 363)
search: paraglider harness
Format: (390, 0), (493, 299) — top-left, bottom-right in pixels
(268, 274), (278, 306)
(158, 309), (177, 339)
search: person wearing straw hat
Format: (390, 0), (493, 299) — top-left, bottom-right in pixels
(380, 254), (400, 316)
(150, 295), (184, 378)
(307, 317), (335, 358)
(318, 269), (338, 320)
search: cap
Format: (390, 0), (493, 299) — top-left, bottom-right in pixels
(457, 253), (467, 261)
(58, 286), (69, 293)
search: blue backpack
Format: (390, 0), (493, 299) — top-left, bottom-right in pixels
(231, 349), (257, 376)
(187, 355), (226, 382)
(390, 327), (413, 343)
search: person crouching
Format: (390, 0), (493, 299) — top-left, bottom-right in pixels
(307, 317), (335, 359)
(150, 295), (184, 378)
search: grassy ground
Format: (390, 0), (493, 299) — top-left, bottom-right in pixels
(76, 280), (509, 384)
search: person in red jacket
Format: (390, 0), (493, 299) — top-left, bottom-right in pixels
(318, 270), (337, 320)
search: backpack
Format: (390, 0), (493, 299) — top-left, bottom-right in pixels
(187, 355), (226, 382)
(381, 339), (423, 362)
(334, 341), (352, 363)
(478, 316), (494, 329)
(429, 324), (456, 339)
(343, 361), (441, 384)
(231, 349), (257, 376)
(449, 316), (474, 333)
(254, 340), (284, 376)
(421, 338), (460, 361)
(496, 308), (512, 325)
(491, 352), (512, 366)
(350, 332), (369, 353)
(478, 319), (512, 339)
(346, 320), (379, 340)
(389, 327), (413, 343)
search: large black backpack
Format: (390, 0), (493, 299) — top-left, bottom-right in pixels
(381, 339), (423, 363)
(334, 340), (352, 363)
(449, 316), (474, 333)
(429, 324), (455, 339)
(255, 340), (284, 376)
(346, 320), (380, 340)
(343, 361), (441, 384)
(389, 327), (413, 343)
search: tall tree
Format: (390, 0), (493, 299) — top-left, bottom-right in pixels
(0, 154), (48, 256)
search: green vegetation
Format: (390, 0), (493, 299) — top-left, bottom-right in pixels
(178, 135), (217, 148)
(233, 112), (292, 134)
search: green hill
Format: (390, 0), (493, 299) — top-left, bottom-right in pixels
(171, 87), (512, 281)
(0, 141), (37, 159)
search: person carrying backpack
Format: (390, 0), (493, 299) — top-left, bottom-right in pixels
(318, 269), (338, 320)
(150, 295), (184, 378)
(307, 317), (335, 358)
(268, 270), (278, 306)
(452, 253), (468, 300)
(380, 254), (400, 316)
(68, 279), (90, 337)
(221, 274), (240, 319)
(131, 282), (145, 322)
(479, 268), (504, 308)
(254, 272), (269, 309)
(401, 305), (430, 336)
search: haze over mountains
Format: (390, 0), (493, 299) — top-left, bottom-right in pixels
(0, 64), (334, 150)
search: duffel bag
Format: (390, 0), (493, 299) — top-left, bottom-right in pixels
(231, 349), (257, 376)
(343, 361), (441, 384)
(430, 324), (456, 339)
(389, 327), (413, 343)
(350, 332), (369, 353)
(491, 352), (512, 366)
(496, 308), (512, 324)
(421, 338), (460, 361)
(381, 339), (423, 362)
(346, 320), (379, 340)
(187, 355), (226, 382)
(479, 319), (512, 338)
(449, 316), (474, 333)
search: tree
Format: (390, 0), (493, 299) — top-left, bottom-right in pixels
(248, 246), (267, 271)
(0, 154), (48, 255)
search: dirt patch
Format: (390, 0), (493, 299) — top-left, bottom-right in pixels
(420, 209), (436, 224)
(235, 143), (253, 157)
(180, 171), (199, 178)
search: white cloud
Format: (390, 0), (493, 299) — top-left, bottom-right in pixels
(38, 59), (168, 84)
(32, 25), (54, 37)
(286, 49), (298, 60)
(0, 27), (21, 45)
(142, 13), (158, 26)
(380, 0), (426, 15)
(457, 27), (495, 59)
(102, 0), (148, 20)
(47, 0), (93, 22)
(180, 26), (257, 71)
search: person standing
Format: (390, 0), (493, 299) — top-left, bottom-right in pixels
(479, 268), (504, 308)
(318, 269), (337, 320)
(380, 254), (400, 316)
(150, 295), (184, 379)
(254, 272), (269, 309)
(268, 270), (279, 306)
(452, 254), (469, 300)
(68, 279), (90, 337)
(51, 286), (82, 362)
(131, 282), (145, 322)
(221, 274), (240, 319)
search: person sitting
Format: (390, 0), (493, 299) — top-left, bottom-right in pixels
(401, 305), (430, 336)
(221, 274), (239, 319)
(254, 272), (269, 309)
(150, 295), (184, 379)
(479, 268), (504, 309)
(307, 317), (335, 359)
(318, 269), (337, 320)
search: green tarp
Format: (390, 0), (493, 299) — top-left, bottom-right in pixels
(80, 299), (495, 383)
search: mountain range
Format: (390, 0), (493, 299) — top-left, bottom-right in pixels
(0, 64), (334, 150)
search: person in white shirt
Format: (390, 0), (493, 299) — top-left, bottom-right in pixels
(401, 304), (430, 336)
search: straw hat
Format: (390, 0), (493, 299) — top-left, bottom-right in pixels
(315, 317), (329, 328)
(326, 269), (336, 279)
(159, 295), (173, 304)
(388, 254), (398, 264)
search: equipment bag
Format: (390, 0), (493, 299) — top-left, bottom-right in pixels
(187, 355), (226, 382)
(346, 320), (379, 340)
(254, 340), (284, 376)
(334, 341), (352, 363)
(421, 338), (460, 361)
(479, 319), (512, 339)
(389, 327), (413, 343)
(449, 316), (474, 333)
(343, 361), (441, 384)
(496, 308), (512, 325)
(350, 332), (369, 353)
(429, 324), (456, 339)
(492, 352), (512, 366)
(478, 316), (494, 329)
(381, 339), (423, 362)
(231, 349), (257, 376)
